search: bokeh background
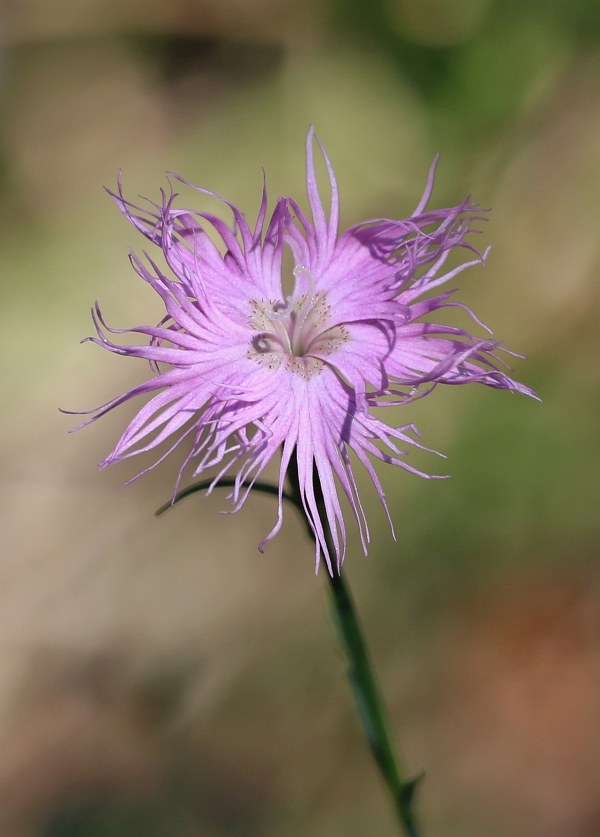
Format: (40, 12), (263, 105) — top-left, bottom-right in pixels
(2, 1), (599, 835)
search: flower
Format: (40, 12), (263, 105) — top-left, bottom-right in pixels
(74, 128), (535, 574)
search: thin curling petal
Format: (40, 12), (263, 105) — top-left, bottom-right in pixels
(72, 130), (536, 575)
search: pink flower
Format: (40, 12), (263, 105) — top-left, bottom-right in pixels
(74, 128), (535, 573)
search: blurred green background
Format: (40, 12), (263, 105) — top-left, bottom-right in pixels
(1, 1), (599, 835)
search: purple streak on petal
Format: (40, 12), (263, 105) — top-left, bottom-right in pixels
(314, 129), (340, 256)
(412, 154), (439, 216)
(305, 126), (328, 264)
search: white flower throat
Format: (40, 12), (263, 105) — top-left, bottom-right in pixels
(248, 265), (348, 378)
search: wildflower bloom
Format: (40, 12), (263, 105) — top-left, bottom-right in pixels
(73, 128), (535, 573)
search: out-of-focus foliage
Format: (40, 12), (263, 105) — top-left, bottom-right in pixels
(0, 0), (599, 834)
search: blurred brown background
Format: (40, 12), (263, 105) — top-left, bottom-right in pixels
(1, 1), (599, 835)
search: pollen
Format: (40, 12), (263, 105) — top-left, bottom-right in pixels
(248, 267), (349, 377)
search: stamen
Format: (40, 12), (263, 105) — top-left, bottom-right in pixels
(255, 335), (270, 352)
(271, 299), (292, 321)
(290, 265), (317, 356)
(249, 264), (343, 376)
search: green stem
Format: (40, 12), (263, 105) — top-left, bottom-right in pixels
(288, 458), (422, 837)
(155, 478), (292, 517)
(325, 571), (421, 836)
(157, 469), (422, 834)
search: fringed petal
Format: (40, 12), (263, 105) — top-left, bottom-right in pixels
(73, 130), (536, 575)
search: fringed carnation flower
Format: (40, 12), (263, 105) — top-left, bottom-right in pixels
(71, 128), (536, 573)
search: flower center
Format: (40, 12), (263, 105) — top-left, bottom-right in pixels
(248, 266), (348, 377)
